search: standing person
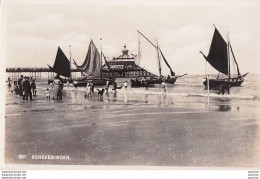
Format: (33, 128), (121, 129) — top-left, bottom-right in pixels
(53, 75), (62, 100)
(113, 81), (117, 93)
(90, 80), (94, 96)
(23, 77), (32, 100)
(45, 88), (51, 101)
(162, 81), (166, 93)
(105, 80), (109, 92)
(12, 81), (18, 94)
(18, 75), (24, 97)
(124, 81), (128, 89)
(7, 77), (11, 87)
(66, 80), (70, 88)
(58, 76), (63, 99)
(73, 80), (78, 90)
(31, 79), (37, 96)
(21, 76), (26, 99)
(85, 81), (91, 98)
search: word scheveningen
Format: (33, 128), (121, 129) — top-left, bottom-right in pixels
(31, 155), (71, 160)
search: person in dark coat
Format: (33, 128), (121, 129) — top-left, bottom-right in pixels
(31, 79), (37, 96)
(7, 77), (11, 87)
(113, 81), (117, 93)
(23, 77), (32, 100)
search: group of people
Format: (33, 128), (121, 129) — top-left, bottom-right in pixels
(9, 74), (64, 101)
(10, 75), (37, 100)
(8, 75), (139, 102)
(219, 84), (231, 95)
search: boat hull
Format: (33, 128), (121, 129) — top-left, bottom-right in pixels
(73, 78), (115, 87)
(203, 77), (244, 88)
(130, 77), (177, 87)
(48, 78), (73, 85)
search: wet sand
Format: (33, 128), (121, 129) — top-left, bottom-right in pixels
(4, 86), (260, 167)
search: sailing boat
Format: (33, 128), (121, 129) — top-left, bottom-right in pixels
(47, 47), (72, 84)
(73, 39), (115, 87)
(200, 26), (249, 88)
(131, 30), (187, 87)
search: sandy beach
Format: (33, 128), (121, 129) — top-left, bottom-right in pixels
(4, 79), (260, 167)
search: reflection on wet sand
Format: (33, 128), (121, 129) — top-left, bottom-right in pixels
(218, 105), (231, 111)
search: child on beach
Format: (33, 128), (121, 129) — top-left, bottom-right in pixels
(12, 81), (19, 94)
(105, 80), (109, 92)
(162, 82), (166, 93)
(85, 81), (91, 98)
(45, 88), (51, 101)
(124, 81), (128, 89)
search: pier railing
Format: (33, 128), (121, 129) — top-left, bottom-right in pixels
(6, 67), (80, 79)
(6, 68), (81, 72)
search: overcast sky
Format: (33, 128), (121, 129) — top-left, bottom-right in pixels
(2, 0), (260, 75)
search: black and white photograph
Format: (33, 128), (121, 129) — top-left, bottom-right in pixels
(1, 0), (260, 177)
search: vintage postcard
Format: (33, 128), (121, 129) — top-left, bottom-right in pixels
(1, 0), (260, 174)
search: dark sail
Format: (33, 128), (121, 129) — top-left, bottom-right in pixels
(49, 47), (71, 77)
(74, 40), (101, 77)
(203, 28), (228, 75)
(159, 48), (175, 76)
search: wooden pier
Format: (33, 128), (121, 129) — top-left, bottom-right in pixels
(6, 67), (81, 79)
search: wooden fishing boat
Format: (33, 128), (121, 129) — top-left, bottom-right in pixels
(73, 40), (115, 87)
(47, 47), (73, 84)
(200, 26), (248, 88)
(131, 30), (186, 87)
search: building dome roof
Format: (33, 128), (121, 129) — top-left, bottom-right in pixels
(122, 45), (129, 56)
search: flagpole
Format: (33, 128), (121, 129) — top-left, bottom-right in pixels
(69, 45), (72, 79)
(207, 74), (210, 108)
(100, 38), (102, 79)
(206, 60), (210, 109)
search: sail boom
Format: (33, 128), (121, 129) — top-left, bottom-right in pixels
(137, 30), (157, 49)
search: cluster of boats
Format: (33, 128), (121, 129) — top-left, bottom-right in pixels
(48, 26), (248, 90)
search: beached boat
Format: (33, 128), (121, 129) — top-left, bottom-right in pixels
(200, 26), (248, 88)
(73, 40), (115, 87)
(47, 47), (73, 84)
(131, 30), (187, 87)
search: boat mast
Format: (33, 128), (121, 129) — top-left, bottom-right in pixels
(69, 45), (72, 78)
(227, 31), (231, 78)
(100, 38), (103, 79)
(156, 41), (162, 78)
(137, 33), (141, 66)
(205, 54), (210, 108)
